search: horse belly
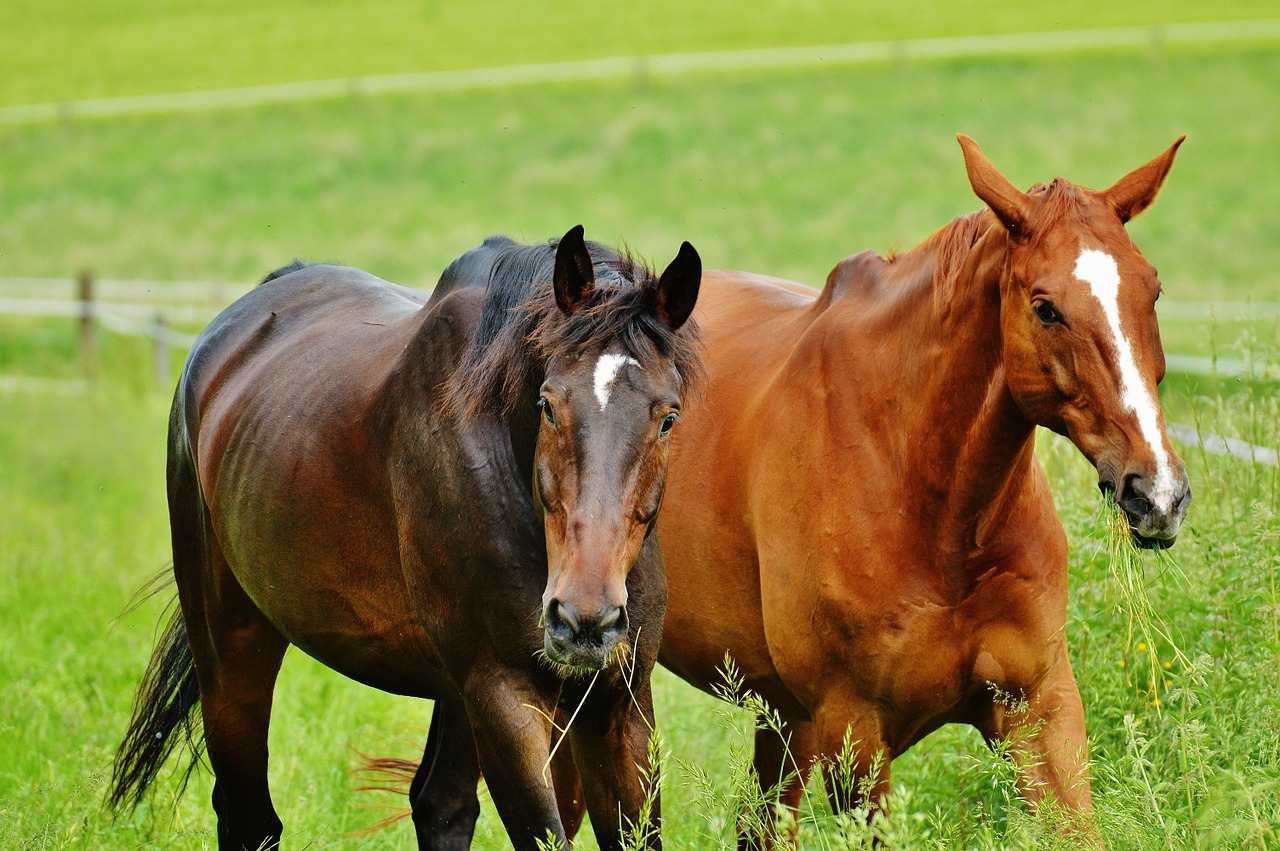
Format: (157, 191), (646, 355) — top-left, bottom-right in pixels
(201, 414), (452, 697)
(220, 508), (451, 696)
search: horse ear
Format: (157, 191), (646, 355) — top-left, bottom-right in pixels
(553, 224), (595, 315)
(1101, 135), (1185, 224)
(655, 241), (701, 330)
(958, 134), (1033, 239)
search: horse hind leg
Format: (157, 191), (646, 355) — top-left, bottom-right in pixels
(408, 699), (482, 851)
(170, 453), (288, 849)
(192, 604), (288, 851)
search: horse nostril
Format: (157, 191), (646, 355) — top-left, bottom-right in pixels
(1119, 473), (1151, 518)
(598, 605), (623, 632)
(553, 600), (580, 636)
(1175, 486), (1191, 513)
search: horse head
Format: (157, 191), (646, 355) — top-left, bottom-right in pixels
(534, 226), (701, 672)
(959, 135), (1190, 548)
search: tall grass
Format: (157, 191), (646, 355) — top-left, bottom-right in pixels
(4, 331), (1272, 848)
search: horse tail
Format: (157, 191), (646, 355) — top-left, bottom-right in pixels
(258, 259), (314, 286)
(348, 753), (418, 833)
(107, 581), (204, 813)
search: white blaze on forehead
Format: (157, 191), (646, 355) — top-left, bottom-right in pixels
(593, 352), (640, 410)
(1074, 248), (1177, 511)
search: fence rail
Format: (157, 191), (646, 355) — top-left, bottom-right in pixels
(2, 274), (1275, 465)
(4, 19), (1280, 127)
(2, 275), (1276, 378)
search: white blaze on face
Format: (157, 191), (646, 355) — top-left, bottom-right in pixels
(593, 352), (640, 410)
(1074, 248), (1176, 511)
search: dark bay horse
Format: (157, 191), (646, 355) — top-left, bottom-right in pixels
(107, 225), (702, 851)
(645, 135), (1191, 837)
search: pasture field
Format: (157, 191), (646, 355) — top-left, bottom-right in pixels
(3, 2), (1280, 849)
(4, 0), (1279, 107)
(2, 366), (1279, 851)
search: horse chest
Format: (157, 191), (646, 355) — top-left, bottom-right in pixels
(803, 566), (1059, 736)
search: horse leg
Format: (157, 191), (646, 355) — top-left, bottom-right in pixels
(171, 490), (288, 848)
(741, 719), (818, 849)
(409, 699), (482, 851)
(549, 710), (587, 840)
(566, 678), (660, 851)
(181, 563), (289, 851)
(462, 672), (567, 851)
(978, 649), (1100, 840)
(807, 707), (891, 827)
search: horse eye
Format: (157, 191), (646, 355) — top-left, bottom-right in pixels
(658, 413), (679, 437)
(537, 398), (556, 426)
(1033, 300), (1061, 325)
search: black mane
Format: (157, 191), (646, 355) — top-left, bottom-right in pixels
(442, 235), (701, 419)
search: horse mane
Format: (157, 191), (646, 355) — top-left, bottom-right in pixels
(259, 259), (315, 285)
(442, 236), (701, 420)
(920, 178), (1091, 313)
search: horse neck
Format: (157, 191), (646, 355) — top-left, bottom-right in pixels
(389, 309), (541, 490)
(825, 217), (1038, 562)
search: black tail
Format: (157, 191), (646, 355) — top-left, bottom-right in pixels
(107, 596), (204, 813)
(258, 259), (314, 286)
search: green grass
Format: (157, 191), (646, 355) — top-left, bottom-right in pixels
(3, 0), (1278, 107)
(3, 46), (1280, 316)
(3, 2), (1279, 848)
(1, 341), (1277, 850)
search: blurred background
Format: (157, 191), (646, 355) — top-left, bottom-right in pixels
(2, 2), (1278, 848)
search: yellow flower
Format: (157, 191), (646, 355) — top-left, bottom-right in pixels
(1136, 642), (1148, 652)
(1119, 659), (1126, 668)
(1163, 661), (1172, 669)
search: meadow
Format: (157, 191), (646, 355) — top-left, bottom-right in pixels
(2, 2), (1279, 848)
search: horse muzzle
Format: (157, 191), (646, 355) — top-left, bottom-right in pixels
(1102, 468), (1191, 549)
(542, 598), (629, 673)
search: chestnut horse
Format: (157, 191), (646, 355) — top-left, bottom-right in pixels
(647, 135), (1191, 836)
(107, 225), (702, 851)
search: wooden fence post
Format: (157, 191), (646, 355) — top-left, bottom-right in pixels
(153, 312), (169, 388)
(77, 269), (97, 381)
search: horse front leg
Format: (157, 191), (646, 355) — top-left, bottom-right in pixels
(464, 672), (568, 851)
(807, 703), (892, 827)
(742, 719), (819, 849)
(564, 676), (661, 851)
(978, 648), (1101, 844)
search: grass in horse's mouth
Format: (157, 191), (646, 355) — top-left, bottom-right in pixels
(1101, 497), (1190, 713)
